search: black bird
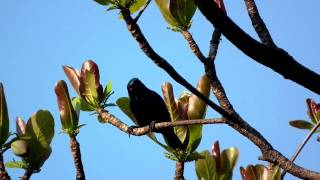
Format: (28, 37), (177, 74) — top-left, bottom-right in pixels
(127, 78), (184, 149)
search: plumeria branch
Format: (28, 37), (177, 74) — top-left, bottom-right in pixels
(118, 6), (320, 179)
(70, 136), (85, 180)
(195, 0), (320, 95)
(97, 108), (225, 136)
(243, 0), (276, 47)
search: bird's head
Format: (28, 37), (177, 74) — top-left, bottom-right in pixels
(127, 78), (147, 97)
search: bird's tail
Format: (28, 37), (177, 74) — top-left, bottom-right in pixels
(161, 127), (185, 149)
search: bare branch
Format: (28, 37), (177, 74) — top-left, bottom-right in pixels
(97, 108), (225, 136)
(195, 0), (320, 95)
(174, 161), (185, 180)
(243, 0), (276, 47)
(181, 30), (206, 63)
(118, 7), (320, 179)
(281, 120), (320, 178)
(70, 136), (85, 180)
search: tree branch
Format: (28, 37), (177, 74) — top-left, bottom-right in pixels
(195, 0), (320, 95)
(243, 0), (276, 47)
(21, 170), (33, 180)
(0, 150), (10, 180)
(70, 136), (85, 180)
(118, 7), (320, 179)
(97, 108), (225, 135)
(174, 161), (185, 180)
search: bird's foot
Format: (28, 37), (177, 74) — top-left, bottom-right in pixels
(127, 125), (139, 137)
(149, 121), (157, 132)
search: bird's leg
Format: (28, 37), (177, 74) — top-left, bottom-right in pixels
(127, 125), (140, 137)
(149, 121), (157, 132)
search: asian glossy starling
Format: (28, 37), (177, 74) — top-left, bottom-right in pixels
(127, 78), (184, 149)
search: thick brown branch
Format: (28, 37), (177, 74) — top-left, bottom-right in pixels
(244, 0), (276, 47)
(0, 150), (10, 180)
(195, 0), (320, 95)
(97, 108), (225, 136)
(119, 7), (320, 179)
(174, 161), (185, 180)
(70, 136), (85, 180)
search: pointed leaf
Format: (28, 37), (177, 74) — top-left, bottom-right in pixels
(16, 117), (26, 136)
(240, 166), (257, 180)
(147, 132), (170, 151)
(116, 97), (139, 125)
(72, 97), (95, 112)
(0, 82), (9, 145)
(212, 141), (221, 172)
(79, 60), (103, 104)
(26, 110), (54, 150)
(187, 124), (202, 152)
(5, 161), (28, 169)
(129, 0), (148, 14)
(155, 0), (180, 28)
(220, 147), (239, 179)
(55, 80), (79, 131)
(195, 150), (217, 180)
(103, 81), (113, 100)
(162, 82), (188, 143)
(63, 65), (81, 96)
(187, 75), (210, 120)
(289, 120), (314, 130)
(94, 0), (111, 6)
(169, 0), (197, 28)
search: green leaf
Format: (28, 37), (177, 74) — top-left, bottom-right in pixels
(94, 0), (111, 6)
(289, 120), (314, 130)
(103, 81), (113, 100)
(187, 124), (202, 152)
(220, 147), (239, 179)
(240, 164), (280, 180)
(116, 97), (138, 125)
(195, 150), (217, 180)
(11, 140), (28, 157)
(161, 82), (188, 143)
(5, 161), (28, 169)
(72, 97), (95, 112)
(26, 110), (55, 150)
(169, 0), (197, 28)
(187, 75), (210, 120)
(147, 132), (170, 151)
(0, 83), (9, 145)
(130, 0), (148, 13)
(155, 0), (180, 28)
(62, 65), (81, 96)
(55, 80), (79, 132)
(79, 60), (103, 105)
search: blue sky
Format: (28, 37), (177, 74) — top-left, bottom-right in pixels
(1, 0), (320, 179)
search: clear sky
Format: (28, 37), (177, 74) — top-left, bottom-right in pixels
(1, 0), (320, 179)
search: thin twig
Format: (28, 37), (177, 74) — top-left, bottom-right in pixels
(134, 0), (151, 23)
(0, 150), (10, 180)
(70, 136), (85, 180)
(281, 120), (320, 179)
(97, 108), (225, 135)
(118, 7), (320, 179)
(208, 29), (221, 62)
(174, 161), (185, 180)
(195, 0), (320, 95)
(181, 30), (207, 63)
(243, 0), (276, 47)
